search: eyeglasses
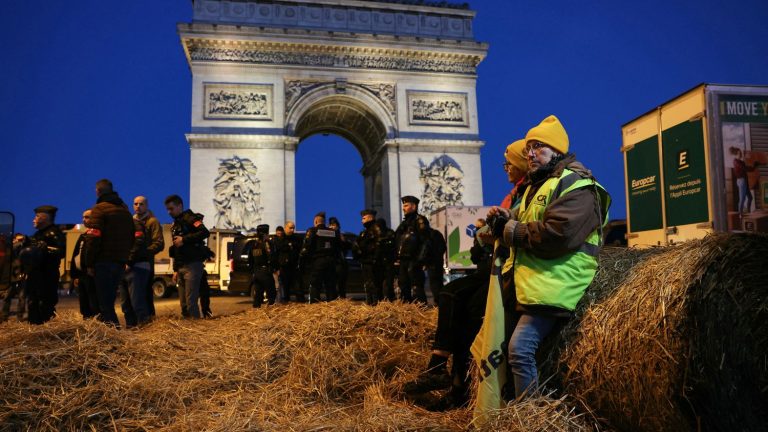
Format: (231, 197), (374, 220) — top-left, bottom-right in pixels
(523, 141), (547, 156)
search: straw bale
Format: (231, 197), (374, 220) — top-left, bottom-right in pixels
(544, 233), (768, 432)
(0, 296), (599, 431)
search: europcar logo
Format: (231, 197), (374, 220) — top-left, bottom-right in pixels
(631, 175), (656, 191)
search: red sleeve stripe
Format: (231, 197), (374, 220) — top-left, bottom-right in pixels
(87, 228), (102, 237)
(135, 231), (145, 238)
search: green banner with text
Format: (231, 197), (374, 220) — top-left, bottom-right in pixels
(718, 95), (768, 123)
(662, 119), (709, 226)
(626, 136), (663, 232)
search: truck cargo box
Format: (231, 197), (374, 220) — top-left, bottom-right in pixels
(622, 84), (768, 247)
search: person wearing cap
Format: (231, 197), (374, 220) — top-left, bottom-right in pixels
(404, 138), (529, 410)
(26, 205), (66, 324)
(353, 209), (381, 305)
(248, 224), (276, 307)
(487, 115), (611, 399)
(85, 179), (135, 327)
(133, 196), (164, 318)
(394, 195), (430, 303)
(70, 210), (99, 319)
(275, 220), (303, 302)
(165, 194), (210, 319)
(375, 218), (397, 301)
(328, 216), (351, 299)
(300, 212), (342, 302)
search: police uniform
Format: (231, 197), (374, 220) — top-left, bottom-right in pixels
(395, 196), (429, 303)
(275, 231), (303, 302)
(26, 206), (65, 324)
(375, 219), (397, 301)
(300, 214), (342, 302)
(354, 209), (381, 305)
(249, 224), (276, 307)
(170, 209), (210, 318)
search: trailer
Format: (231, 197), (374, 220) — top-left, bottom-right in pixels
(429, 206), (492, 279)
(622, 84), (768, 247)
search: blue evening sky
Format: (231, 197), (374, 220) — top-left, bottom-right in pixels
(2, 1), (767, 234)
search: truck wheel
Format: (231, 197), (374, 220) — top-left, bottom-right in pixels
(152, 279), (171, 299)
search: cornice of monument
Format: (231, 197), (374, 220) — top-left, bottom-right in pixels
(180, 32), (485, 75)
(178, 22), (486, 52)
(186, 133), (301, 150)
(382, 137), (484, 154)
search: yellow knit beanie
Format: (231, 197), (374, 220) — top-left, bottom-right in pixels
(525, 115), (569, 154)
(504, 139), (528, 172)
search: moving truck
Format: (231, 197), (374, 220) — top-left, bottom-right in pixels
(622, 84), (768, 247)
(429, 206), (492, 278)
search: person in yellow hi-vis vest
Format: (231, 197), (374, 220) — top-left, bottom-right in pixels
(486, 115), (611, 399)
(403, 139), (529, 412)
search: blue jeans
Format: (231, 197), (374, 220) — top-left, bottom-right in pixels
(507, 313), (558, 398)
(121, 265), (151, 327)
(177, 261), (203, 318)
(94, 262), (125, 327)
(737, 177), (753, 213)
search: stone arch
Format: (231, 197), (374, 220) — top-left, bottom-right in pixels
(285, 83), (396, 163)
(181, 0), (487, 230)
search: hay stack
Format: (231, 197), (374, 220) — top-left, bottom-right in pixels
(0, 300), (592, 431)
(549, 233), (768, 432)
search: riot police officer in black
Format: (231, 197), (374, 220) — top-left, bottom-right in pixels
(249, 224), (276, 307)
(275, 221), (303, 302)
(376, 218), (397, 301)
(354, 209), (381, 305)
(26, 205), (65, 324)
(300, 212), (341, 303)
(395, 196), (429, 303)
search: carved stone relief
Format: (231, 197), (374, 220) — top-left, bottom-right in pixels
(285, 80), (396, 116)
(188, 43), (478, 75)
(204, 83), (273, 120)
(407, 90), (468, 127)
(418, 154), (464, 214)
(213, 156), (264, 230)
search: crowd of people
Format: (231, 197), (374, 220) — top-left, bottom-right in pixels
(237, 198), (447, 308)
(1, 114), (611, 414)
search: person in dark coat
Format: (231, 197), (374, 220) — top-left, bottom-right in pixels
(394, 196), (430, 303)
(300, 212), (341, 303)
(26, 205), (65, 324)
(70, 210), (99, 318)
(375, 218), (397, 301)
(353, 209), (381, 305)
(249, 224), (276, 307)
(275, 221), (303, 302)
(165, 194), (210, 319)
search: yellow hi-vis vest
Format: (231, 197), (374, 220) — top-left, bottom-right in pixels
(514, 168), (610, 311)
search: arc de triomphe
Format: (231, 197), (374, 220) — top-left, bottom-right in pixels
(179, 0), (487, 230)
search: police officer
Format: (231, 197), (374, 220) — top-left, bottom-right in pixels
(395, 196), (429, 303)
(328, 216), (350, 299)
(165, 194), (210, 319)
(249, 224), (276, 307)
(375, 218), (396, 301)
(300, 212), (341, 303)
(354, 209), (381, 305)
(275, 220), (303, 302)
(70, 210), (99, 319)
(26, 205), (65, 324)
